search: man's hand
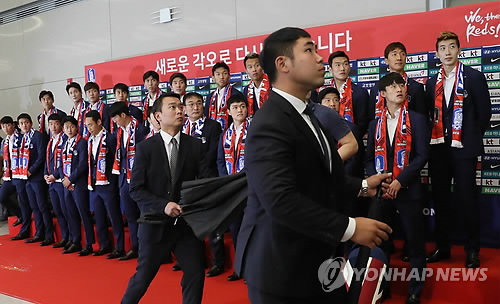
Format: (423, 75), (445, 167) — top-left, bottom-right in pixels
(62, 178), (72, 189)
(44, 175), (51, 184)
(365, 172), (392, 197)
(164, 202), (183, 217)
(45, 175), (56, 184)
(351, 217), (392, 249)
(386, 179), (402, 199)
(27, 171), (31, 178)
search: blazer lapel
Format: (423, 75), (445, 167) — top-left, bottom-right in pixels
(173, 133), (188, 184)
(272, 92), (329, 171)
(153, 133), (171, 183)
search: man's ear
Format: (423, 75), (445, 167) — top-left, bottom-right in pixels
(380, 90), (387, 98)
(275, 56), (289, 75)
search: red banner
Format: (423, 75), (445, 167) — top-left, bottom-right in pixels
(85, 2), (500, 87)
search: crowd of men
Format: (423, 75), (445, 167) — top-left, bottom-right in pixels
(0, 29), (492, 304)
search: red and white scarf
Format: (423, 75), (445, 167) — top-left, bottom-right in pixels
(46, 132), (65, 176)
(112, 118), (138, 183)
(62, 135), (82, 178)
(70, 100), (88, 137)
(375, 73), (409, 121)
(208, 85), (232, 131)
(16, 129), (35, 180)
(374, 103), (412, 179)
(182, 117), (205, 138)
(143, 88), (163, 122)
(146, 129), (155, 139)
(431, 61), (464, 148)
(223, 118), (251, 175)
(88, 129), (110, 190)
(247, 74), (270, 116)
(39, 107), (59, 136)
(333, 78), (355, 123)
(3, 130), (19, 181)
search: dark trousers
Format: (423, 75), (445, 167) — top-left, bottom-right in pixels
(120, 182), (139, 251)
(0, 180), (22, 219)
(48, 182), (69, 241)
(429, 144), (480, 253)
(377, 197), (426, 296)
(12, 179), (32, 236)
(209, 232), (225, 267)
(122, 222), (205, 304)
(248, 284), (346, 304)
(64, 186), (94, 246)
(90, 187), (124, 250)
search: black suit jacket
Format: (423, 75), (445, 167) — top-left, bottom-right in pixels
(197, 118), (221, 177)
(425, 65), (491, 159)
(369, 78), (429, 122)
(349, 82), (370, 137)
(366, 110), (429, 200)
(129, 132), (209, 243)
(234, 90), (361, 297)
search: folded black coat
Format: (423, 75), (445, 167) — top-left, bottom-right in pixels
(179, 171), (248, 240)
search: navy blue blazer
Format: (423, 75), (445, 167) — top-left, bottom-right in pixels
(37, 108), (67, 136)
(117, 123), (149, 187)
(89, 131), (118, 191)
(369, 78), (428, 122)
(19, 130), (48, 183)
(366, 110), (429, 200)
(425, 65), (491, 159)
(110, 104), (144, 135)
(59, 137), (88, 188)
(193, 118), (222, 178)
(94, 103), (112, 133)
(203, 86), (243, 119)
(44, 133), (67, 179)
(349, 82), (370, 136)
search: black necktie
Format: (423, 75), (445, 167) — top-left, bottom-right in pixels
(303, 105), (331, 171)
(170, 137), (179, 185)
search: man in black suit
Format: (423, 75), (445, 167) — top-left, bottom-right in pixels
(122, 92), (209, 304)
(234, 27), (392, 304)
(425, 31), (491, 268)
(174, 91), (223, 275)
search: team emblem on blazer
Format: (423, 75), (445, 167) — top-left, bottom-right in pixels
(74, 150), (78, 156)
(375, 155), (385, 173)
(463, 89), (468, 98)
(30, 144), (34, 149)
(452, 108), (463, 130)
(98, 159), (106, 174)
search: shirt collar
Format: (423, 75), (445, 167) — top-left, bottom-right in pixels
(272, 88), (307, 115)
(122, 121), (132, 133)
(387, 107), (401, 119)
(217, 84), (229, 94)
(52, 132), (62, 140)
(160, 130), (181, 145)
(445, 66), (457, 79)
(91, 128), (104, 140)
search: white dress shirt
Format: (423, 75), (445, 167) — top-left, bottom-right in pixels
(122, 121), (132, 146)
(216, 85), (229, 112)
(254, 86), (262, 105)
(51, 133), (62, 152)
(91, 129), (104, 159)
(160, 130), (181, 167)
(65, 136), (77, 154)
(387, 108), (401, 146)
(443, 67), (456, 107)
(272, 88), (356, 242)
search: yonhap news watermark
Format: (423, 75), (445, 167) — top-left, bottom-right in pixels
(318, 257), (489, 292)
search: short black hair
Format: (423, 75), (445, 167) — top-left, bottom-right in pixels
(146, 104), (156, 118)
(328, 51), (350, 67)
(183, 92), (204, 105)
(169, 73), (187, 84)
(66, 82), (82, 94)
(109, 101), (130, 117)
(62, 116), (78, 127)
(85, 110), (102, 123)
(260, 27), (311, 83)
(379, 72), (405, 91)
(39, 90), (54, 101)
(227, 94), (248, 108)
(244, 52), (259, 67)
(113, 83), (129, 94)
(143, 70), (159, 82)
(384, 42), (407, 59)
(0, 116), (14, 125)
(212, 62), (230, 76)
(17, 113), (32, 124)
(48, 113), (63, 123)
(153, 92), (181, 113)
(318, 87), (340, 103)
(84, 82), (100, 92)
